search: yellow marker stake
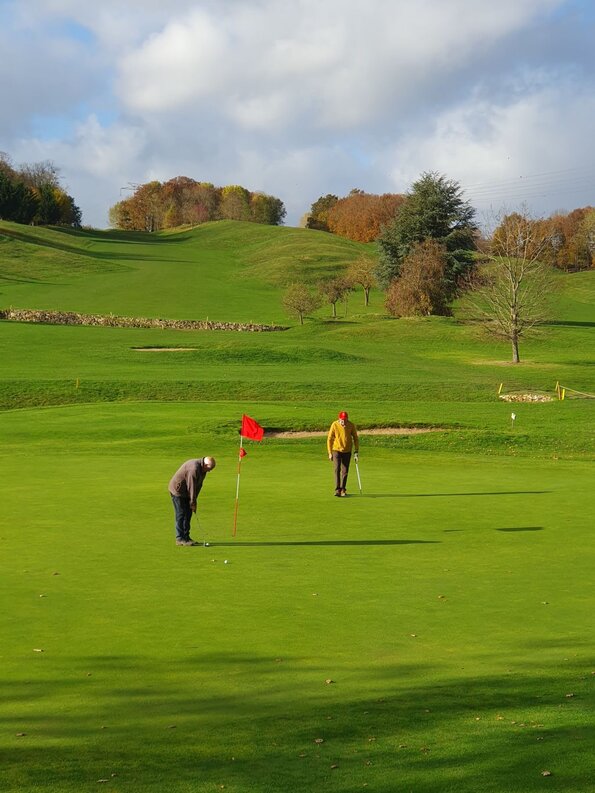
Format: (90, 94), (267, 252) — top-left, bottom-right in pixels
(561, 388), (566, 401)
(498, 382), (504, 395)
(75, 378), (79, 389)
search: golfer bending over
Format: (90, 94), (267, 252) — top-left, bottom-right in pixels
(327, 411), (359, 497)
(168, 457), (216, 545)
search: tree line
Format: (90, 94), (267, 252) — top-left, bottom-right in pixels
(109, 177), (286, 232)
(305, 183), (595, 272)
(291, 171), (595, 362)
(0, 153), (81, 227)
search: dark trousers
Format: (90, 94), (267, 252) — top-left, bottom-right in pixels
(171, 495), (192, 541)
(332, 451), (351, 492)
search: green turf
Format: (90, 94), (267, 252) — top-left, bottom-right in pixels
(0, 220), (372, 323)
(1, 220), (593, 791)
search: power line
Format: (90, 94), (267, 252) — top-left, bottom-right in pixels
(463, 164), (595, 190)
(462, 165), (595, 208)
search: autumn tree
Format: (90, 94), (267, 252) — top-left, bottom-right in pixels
(468, 210), (554, 363)
(577, 209), (595, 267)
(110, 179), (284, 231)
(306, 194), (338, 231)
(346, 254), (377, 306)
(327, 190), (405, 242)
(385, 240), (451, 317)
(282, 283), (321, 325)
(161, 176), (200, 228)
(250, 192), (286, 225)
(377, 172), (477, 288)
(219, 185), (251, 221)
(318, 276), (351, 318)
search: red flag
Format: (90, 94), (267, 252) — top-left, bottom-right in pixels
(241, 414), (264, 441)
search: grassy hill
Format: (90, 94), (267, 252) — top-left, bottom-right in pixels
(1, 218), (593, 433)
(0, 220), (372, 323)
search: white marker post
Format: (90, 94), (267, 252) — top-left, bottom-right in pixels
(511, 412), (516, 430)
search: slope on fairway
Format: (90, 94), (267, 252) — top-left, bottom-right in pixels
(0, 220), (370, 323)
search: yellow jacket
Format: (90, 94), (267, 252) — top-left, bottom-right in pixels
(327, 420), (359, 454)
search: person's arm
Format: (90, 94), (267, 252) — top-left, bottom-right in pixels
(327, 424), (335, 459)
(352, 424), (359, 454)
(186, 467), (197, 510)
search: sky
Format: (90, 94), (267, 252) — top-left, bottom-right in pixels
(1, 0), (594, 228)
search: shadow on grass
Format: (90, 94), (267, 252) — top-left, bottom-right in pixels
(0, 274), (63, 285)
(3, 654), (592, 792)
(209, 539), (440, 547)
(545, 320), (595, 328)
(444, 527), (544, 533)
(495, 527), (544, 532)
(1, 226), (191, 260)
(363, 491), (551, 498)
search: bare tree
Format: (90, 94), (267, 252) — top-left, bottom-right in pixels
(318, 276), (350, 318)
(19, 160), (61, 189)
(468, 210), (554, 363)
(346, 254), (377, 306)
(282, 283), (321, 325)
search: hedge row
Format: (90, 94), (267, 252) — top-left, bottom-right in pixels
(0, 308), (288, 332)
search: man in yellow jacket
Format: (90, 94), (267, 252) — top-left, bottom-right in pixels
(327, 411), (359, 497)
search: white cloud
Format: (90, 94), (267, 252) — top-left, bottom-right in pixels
(384, 80), (595, 214)
(115, 0), (567, 129)
(1, 0), (593, 228)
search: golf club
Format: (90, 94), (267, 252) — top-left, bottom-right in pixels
(355, 456), (362, 494)
(194, 512), (207, 546)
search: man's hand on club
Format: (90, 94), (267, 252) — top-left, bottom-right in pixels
(354, 452), (359, 462)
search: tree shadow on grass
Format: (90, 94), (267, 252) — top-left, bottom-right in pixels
(495, 527), (544, 532)
(0, 274), (63, 285)
(444, 527), (544, 533)
(545, 320), (595, 328)
(3, 654), (592, 792)
(209, 539), (440, 547)
(363, 491), (551, 498)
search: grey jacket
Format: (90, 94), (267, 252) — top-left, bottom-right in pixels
(168, 459), (208, 507)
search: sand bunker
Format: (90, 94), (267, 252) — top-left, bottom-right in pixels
(265, 427), (443, 438)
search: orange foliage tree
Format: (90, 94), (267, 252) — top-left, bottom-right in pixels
(539, 207), (594, 270)
(326, 189), (405, 242)
(385, 240), (451, 317)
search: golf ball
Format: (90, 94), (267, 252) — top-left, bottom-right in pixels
(205, 542), (210, 546)
(224, 560), (229, 564)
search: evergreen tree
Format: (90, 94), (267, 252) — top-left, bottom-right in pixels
(376, 172), (477, 289)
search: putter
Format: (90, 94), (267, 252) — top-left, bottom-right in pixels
(195, 513), (207, 546)
(355, 457), (362, 494)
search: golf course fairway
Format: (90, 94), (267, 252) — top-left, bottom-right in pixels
(1, 221), (593, 792)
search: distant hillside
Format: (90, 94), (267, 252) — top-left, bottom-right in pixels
(0, 220), (373, 323)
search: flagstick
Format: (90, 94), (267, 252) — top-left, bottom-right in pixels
(233, 436), (243, 536)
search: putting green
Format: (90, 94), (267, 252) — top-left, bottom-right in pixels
(1, 402), (593, 792)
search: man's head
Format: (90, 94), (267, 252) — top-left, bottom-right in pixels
(203, 456), (216, 471)
(338, 411), (348, 424)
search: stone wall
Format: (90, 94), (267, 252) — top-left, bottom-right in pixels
(0, 308), (288, 332)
